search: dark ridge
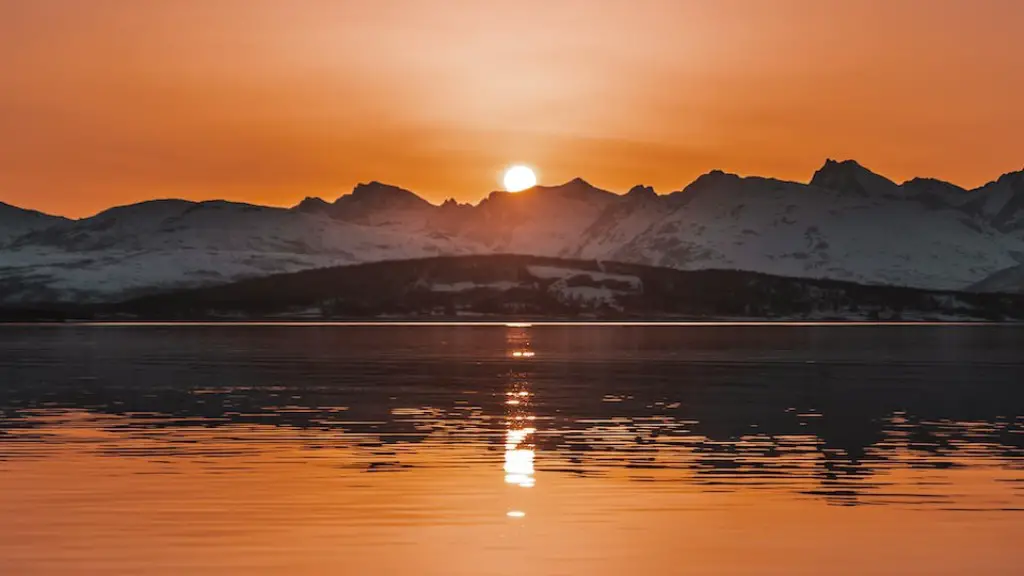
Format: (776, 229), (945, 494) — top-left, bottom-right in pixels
(973, 169), (1024, 191)
(84, 254), (1024, 322)
(0, 201), (68, 221)
(902, 177), (966, 194)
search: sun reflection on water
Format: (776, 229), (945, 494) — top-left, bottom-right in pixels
(504, 328), (537, 515)
(2, 325), (1023, 573)
(503, 380), (536, 489)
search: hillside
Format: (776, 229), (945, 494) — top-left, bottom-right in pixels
(0, 201), (68, 246)
(102, 255), (1024, 322)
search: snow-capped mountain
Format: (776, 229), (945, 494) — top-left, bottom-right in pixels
(0, 201), (67, 246)
(0, 199), (481, 302)
(583, 167), (1024, 290)
(295, 181), (437, 228)
(296, 178), (622, 258)
(971, 171), (1024, 234)
(3, 159), (1024, 303)
(458, 178), (619, 257)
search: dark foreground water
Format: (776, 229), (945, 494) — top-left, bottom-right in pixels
(0, 324), (1021, 575)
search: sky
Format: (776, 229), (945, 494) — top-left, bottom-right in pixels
(2, 0), (1023, 218)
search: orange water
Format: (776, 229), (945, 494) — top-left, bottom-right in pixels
(0, 325), (1020, 574)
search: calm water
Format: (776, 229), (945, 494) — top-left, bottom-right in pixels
(0, 324), (1022, 575)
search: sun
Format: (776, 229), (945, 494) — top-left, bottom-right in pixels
(503, 165), (537, 192)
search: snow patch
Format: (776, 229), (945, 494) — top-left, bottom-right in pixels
(527, 266), (642, 289)
(430, 281), (522, 293)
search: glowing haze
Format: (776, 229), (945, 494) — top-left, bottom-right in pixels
(2, 0), (1023, 218)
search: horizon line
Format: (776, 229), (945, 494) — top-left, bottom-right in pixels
(4, 157), (1022, 221)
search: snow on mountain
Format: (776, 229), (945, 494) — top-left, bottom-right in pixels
(298, 181), (436, 229)
(4, 160), (1024, 303)
(971, 171), (1024, 233)
(573, 184), (669, 260)
(456, 178), (618, 257)
(590, 169), (1024, 290)
(0, 201), (67, 246)
(0, 199), (481, 302)
(12, 198), (468, 255)
(968, 264), (1024, 293)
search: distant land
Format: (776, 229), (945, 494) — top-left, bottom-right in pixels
(6, 255), (1024, 323)
(1, 159), (1023, 307)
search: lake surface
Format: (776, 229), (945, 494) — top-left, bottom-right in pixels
(0, 324), (1021, 575)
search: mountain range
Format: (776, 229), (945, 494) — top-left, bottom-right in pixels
(2, 159), (1023, 303)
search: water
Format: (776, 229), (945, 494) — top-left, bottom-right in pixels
(0, 324), (1021, 575)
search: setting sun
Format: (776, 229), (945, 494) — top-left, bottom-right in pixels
(503, 165), (537, 192)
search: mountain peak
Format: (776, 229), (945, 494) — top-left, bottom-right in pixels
(812, 159), (872, 181)
(626, 184), (656, 198)
(294, 181), (434, 222)
(810, 159), (900, 197)
(680, 170), (743, 195)
(350, 181), (423, 200)
(337, 181), (432, 210)
(440, 197), (472, 211)
(902, 177), (966, 194)
(820, 158), (862, 169)
(972, 169), (1024, 228)
(537, 177), (598, 191)
(527, 177), (614, 200)
(293, 196), (330, 213)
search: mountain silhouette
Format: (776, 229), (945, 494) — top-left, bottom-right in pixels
(2, 160), (1024, 303)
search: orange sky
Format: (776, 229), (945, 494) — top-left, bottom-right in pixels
(2, 0), (1023, 218)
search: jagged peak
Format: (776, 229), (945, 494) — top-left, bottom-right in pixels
(810, 158), (900, 196)
(440, 197), (470, 209)
(820, 158), (863, 169)
(293, 196), (330, 213)
(349, 180), (421, 198)
(811, 159), (878, 181)
(626, 184), (656, 198)
(335, 181), (432, 209)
